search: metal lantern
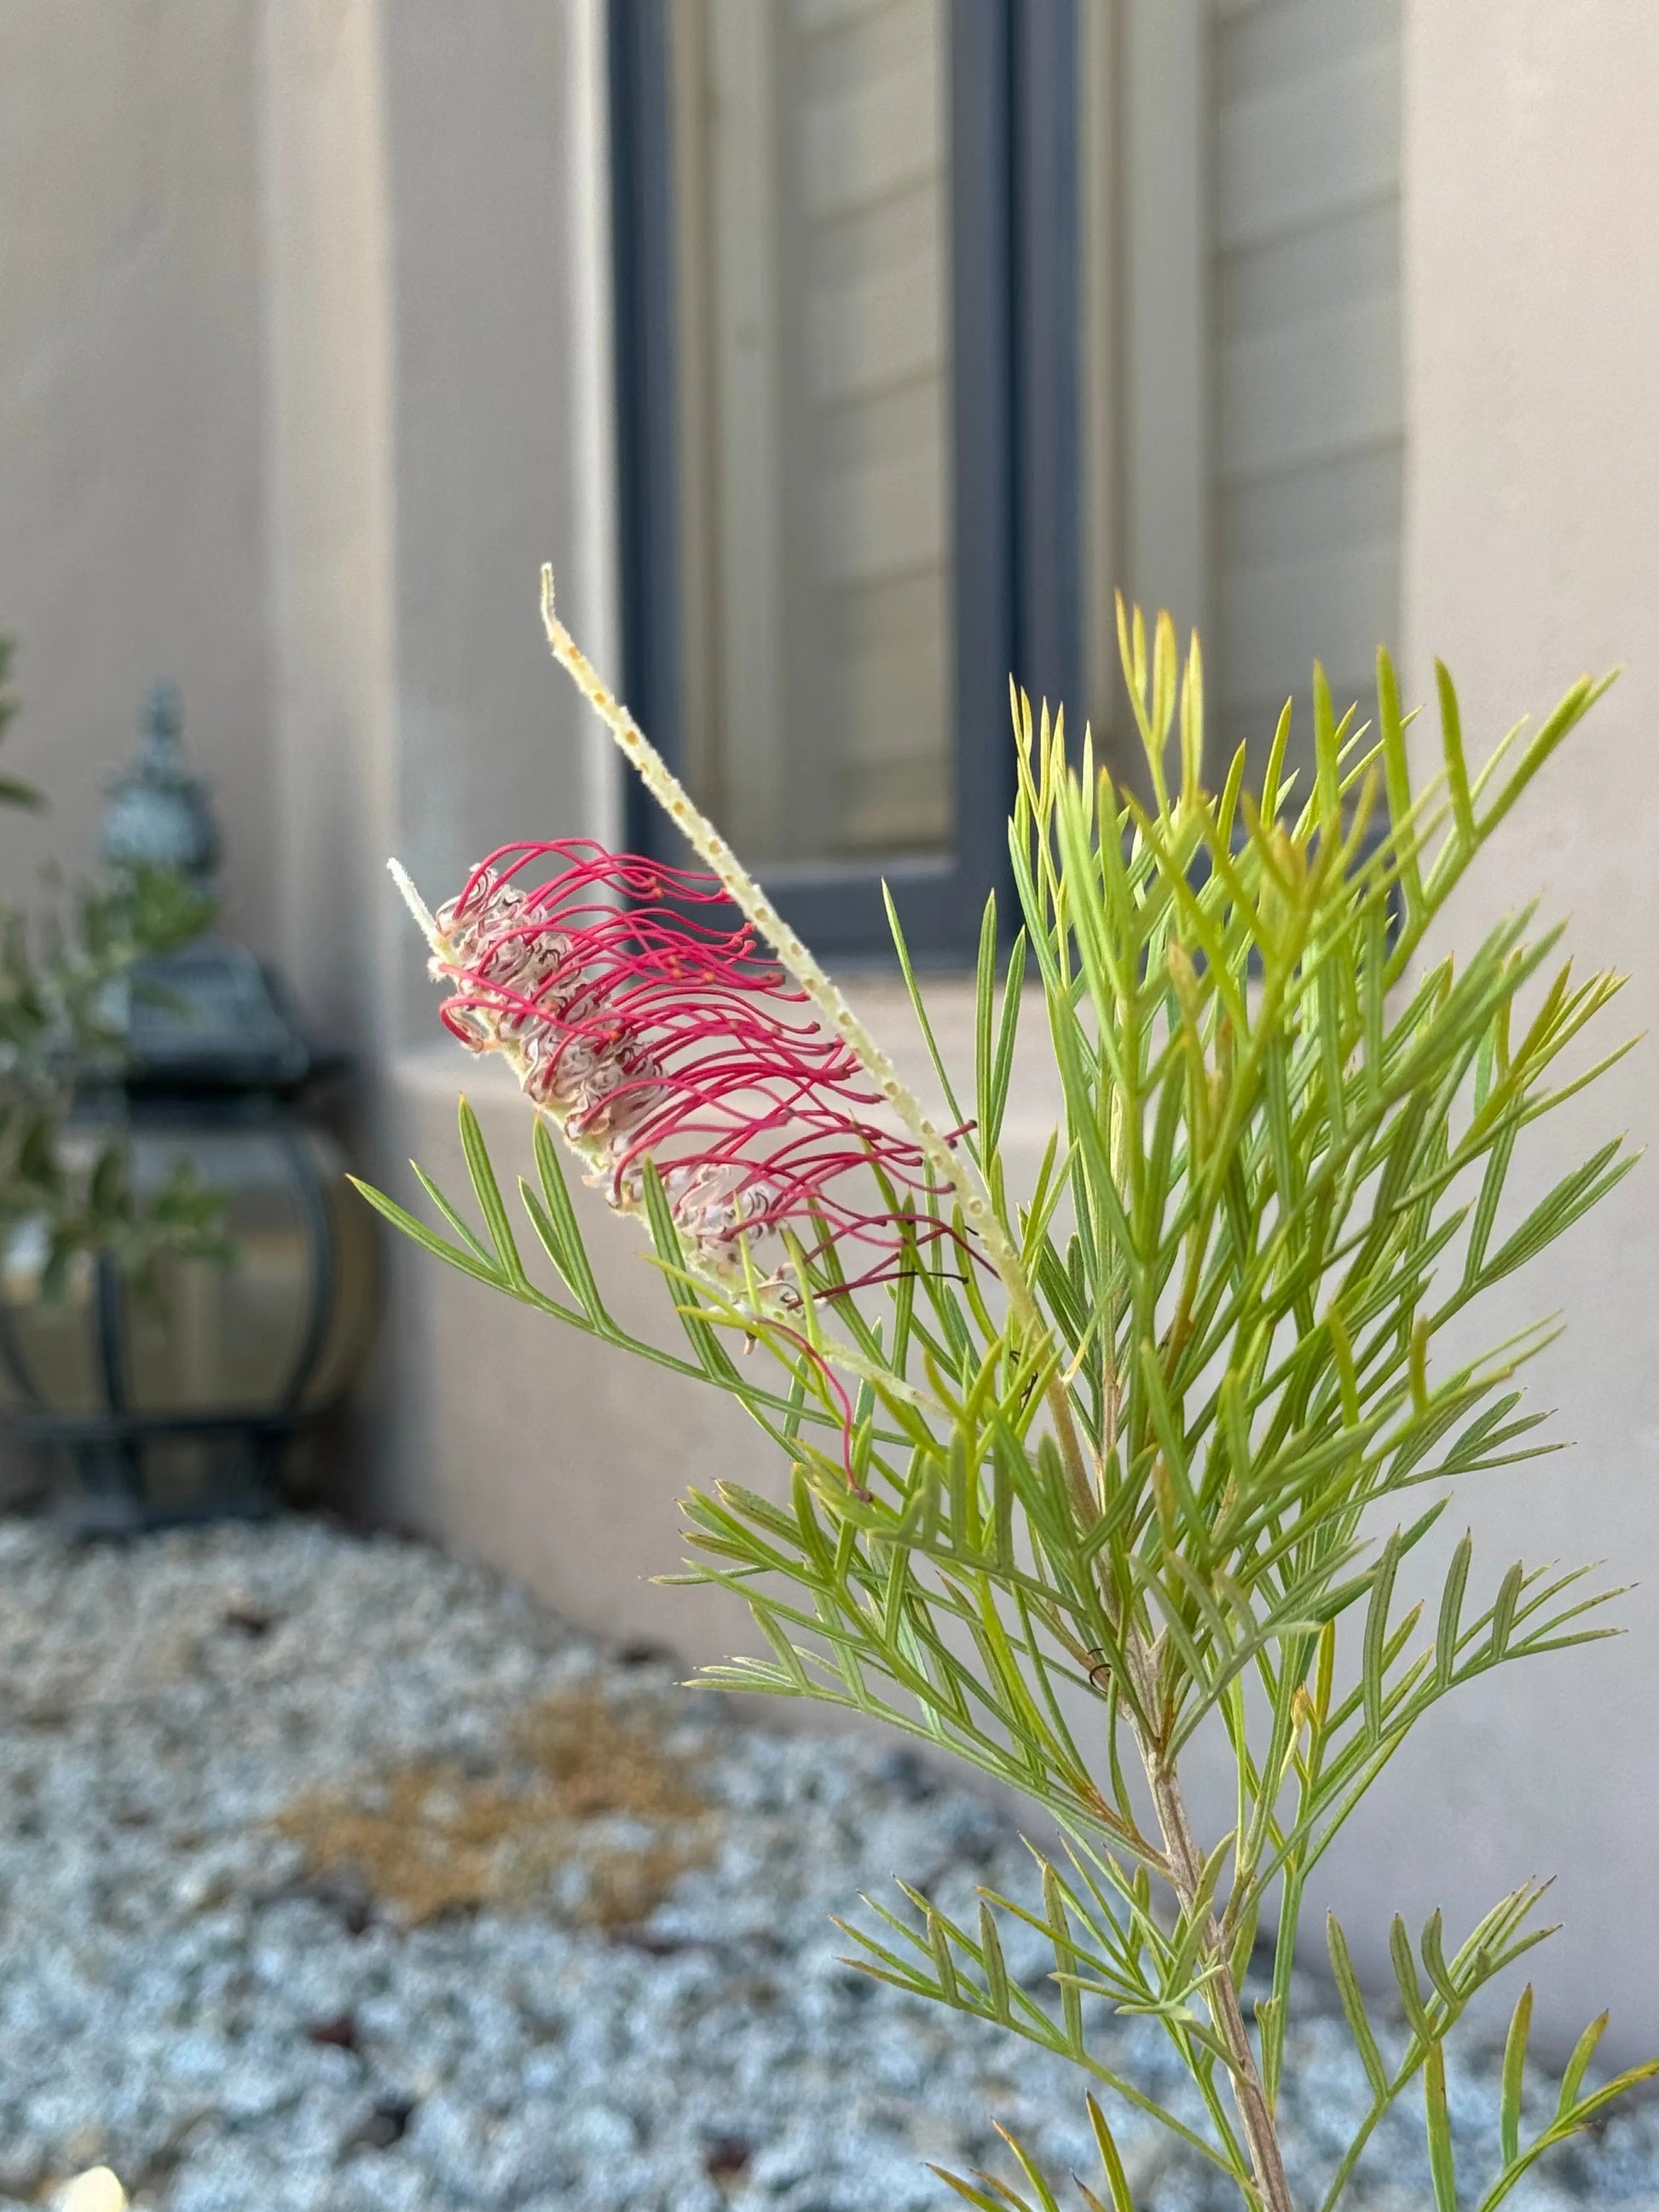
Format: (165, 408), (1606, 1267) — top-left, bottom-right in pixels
(0, 685), (376, 1529)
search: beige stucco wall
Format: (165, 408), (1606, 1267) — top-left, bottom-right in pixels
(259, 0), (400, 1054)
(252, 0), (627, 1539)
(259, 0), (618, 1056)
(1368, 0), (1659, 2058)
(0, 0), (616, 1031)
(0, 0), (276, 947)
(5, 0), (1659, 2067)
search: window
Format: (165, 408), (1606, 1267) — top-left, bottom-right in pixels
(1211, 0), (1403, 775)
(669, 0), (957, 870)
(610, 0), (1078, 960)
(611, 0), (1402, 956)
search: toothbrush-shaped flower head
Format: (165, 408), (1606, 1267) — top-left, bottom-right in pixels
(418, 838), (953, 1300)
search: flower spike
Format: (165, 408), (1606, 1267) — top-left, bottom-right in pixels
(537, 567), (1093, 1505)
(406, 837), (961, 1308)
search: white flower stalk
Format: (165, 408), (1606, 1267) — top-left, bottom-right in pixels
(538, 576), (1021, 1290)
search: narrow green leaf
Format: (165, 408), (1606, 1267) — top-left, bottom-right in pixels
(1478, 1140), (1634, 1285)
(1180, 627), (1205, 800)
(974, 892), (999, 1165)
(749, 1603), (812, 1692)
(1152, 609), (1179, 758)
(350, 1176), (506, 1290)
(926, 1903), (960, 2006)
(1138, 1342), (1205, 1561)
(1421, 1910), (1459, 2007)
(1377, 645), (1423, 923)
(458, 1097), (526, 1286)
(636, 1163), (744, 1385)
(1425, 2041), (1459, 2212)
(1500, 1984), (1532, 2166)
(1168, 1832), (1235, 1990)
(1436, 1534), (1473, 1686)
(1042, 1863), (1084, 2052)
(1410, 1316), (1431, 1414)
(1363, 1530), (1402, 1741)
(1557, 2011), (1608, 2120)
(885, 881), (968, 1134)
(1491, 1561), (1525, 1658)
(1261, 696), (1293, 823)
(1316, 960), (1349, 1146)
(997, 2124), (1066, 2212)
(1465, 1120), (1518, 1287)
(1436, 660), (1475, 845)
(409, 1162), (494, 1265)
(1327, 1304), (1360, 1428)
(1257, 1993), (1285, 2111)
(1221, 1369), (1254, 1491)
(1390, 1914), (1435, 2043)
(1560, 2054), (1659, 2134)
(1327, 1913), (1389, 2098)
(517, 1184), (588, 1304)
(1313, 661), (1341, 842)
(1479, 674), (1610, 846)
(980, 1900), (1011, 2022)
(1085, 2096), (1137, 2212)
(1263, 1032), (1299, 1212)
(1362, 895), (1387, 1089)
(987, 928), (1028, 1155)
(928, 2166), (1016, 2212)
(533, 1115), (610, 1322)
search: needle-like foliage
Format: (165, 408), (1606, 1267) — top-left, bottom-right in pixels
(363, 578), (1654, 2209)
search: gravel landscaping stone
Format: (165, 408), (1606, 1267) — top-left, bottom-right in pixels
(0, 1516), (1653, 2209)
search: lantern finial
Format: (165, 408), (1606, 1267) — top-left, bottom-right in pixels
(101, 680), (221, 890)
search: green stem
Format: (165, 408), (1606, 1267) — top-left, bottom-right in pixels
(1132, 1644), (1294, 2212)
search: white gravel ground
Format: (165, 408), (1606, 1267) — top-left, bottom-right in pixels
(0, 1517), (1653, 2212)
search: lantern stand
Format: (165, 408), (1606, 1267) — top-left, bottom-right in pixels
(0, 684), (375, 1533)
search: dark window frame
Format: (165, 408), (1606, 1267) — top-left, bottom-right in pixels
(609, 0), (1080, 963)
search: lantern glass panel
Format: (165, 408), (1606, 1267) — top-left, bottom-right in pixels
(0, 1113), (375, 1510)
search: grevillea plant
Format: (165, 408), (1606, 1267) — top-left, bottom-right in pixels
(360, 569), (1655, 2209)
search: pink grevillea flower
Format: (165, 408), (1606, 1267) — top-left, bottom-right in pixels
(430, 840), (965, 1306)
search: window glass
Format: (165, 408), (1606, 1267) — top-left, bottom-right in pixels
(1080, 0), (1403, 792)
(668, 0), (955, 869)
(1213, 0), (1403, 766)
